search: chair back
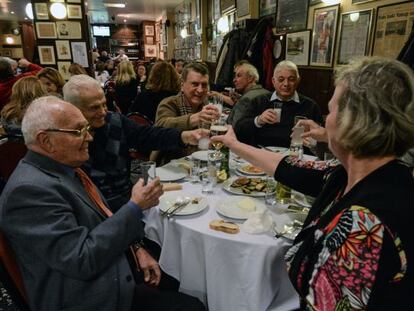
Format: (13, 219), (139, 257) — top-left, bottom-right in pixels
(0, 232), (30, 310)
(0, 138), (27, 181)
(126, 112), (153, 161)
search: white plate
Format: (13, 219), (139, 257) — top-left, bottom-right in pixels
(263, 146), (289, 154)
(216, 197), (265, 220)
(236, 164), (266, 176)
(222, 177), (273, 198)
(157, 165), (187, 182)
(159, 194), (208, 216)
(191, 150), (209, 162)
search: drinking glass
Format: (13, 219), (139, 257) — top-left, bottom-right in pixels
(140, 161), (156, 185)
(290, 116), (305, 159)
(190, 159), (201, 183)
(201, 151), (219, 193)
(265, 177), (277, 207)
(198, 121), (211, 150)
(210, 120), (228, 159)
(275, 181), (291, 204)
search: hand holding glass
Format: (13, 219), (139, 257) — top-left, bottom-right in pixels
(140, 161), (156, 185)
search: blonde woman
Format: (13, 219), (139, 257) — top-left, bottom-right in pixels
(37, 67), (65, 97)
(115, 60), (138, 113)
(1, 76), (47, 135)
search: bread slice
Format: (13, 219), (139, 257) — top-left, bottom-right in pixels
(162, 183), (183, 191)
(209, 220), (239, 234)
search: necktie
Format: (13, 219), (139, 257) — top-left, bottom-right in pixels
(74, 168), (113, 217)
(74, 168), (141, 269)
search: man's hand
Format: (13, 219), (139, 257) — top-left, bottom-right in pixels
(135, 248), (161, 286)
(210, 125), (238, 149)
(297, 119), (328, 143)
(130, 178), (163, 210)
(190, 104), (220, 126)
(181, 128), (209, 145)
(18, 58), (30, 68)
(258, 109), (279, 125)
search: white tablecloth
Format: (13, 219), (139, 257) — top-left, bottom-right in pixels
(144, 181), (300, 311)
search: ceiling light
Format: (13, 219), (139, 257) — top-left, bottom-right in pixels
(6, 36), (14, 44)
(123, 19), (127, 23)
(104, 3), (126, 8)
(11, 11), (15, 14)
(25, 3), (33, 19)
(50, 3), (67, 19)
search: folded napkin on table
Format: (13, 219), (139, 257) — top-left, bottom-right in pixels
(162, 183), (183, 191)
(241, 208), (274, 234)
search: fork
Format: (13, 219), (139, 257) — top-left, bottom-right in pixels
(166, 198), (190, 218)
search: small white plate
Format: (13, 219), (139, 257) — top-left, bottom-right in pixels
(191, 150), (209, 162)
(157, 165), (187, 182)
(236, 164), (265, 176)
(159, 194), (208, 216)
(216, 197), (265, 220)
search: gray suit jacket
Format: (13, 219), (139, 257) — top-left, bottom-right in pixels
(0, 151), (144, 311)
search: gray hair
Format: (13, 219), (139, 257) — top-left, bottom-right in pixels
(274, 60), (300, 79)
(63, 74), (102, 107)
(238, 63), (259, 82)
(1, 57), (17, 67)
(21, 96), (64, 145)
(335, 57), (414, 157)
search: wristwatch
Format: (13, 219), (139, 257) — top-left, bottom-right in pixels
(131, 240), (145, 252)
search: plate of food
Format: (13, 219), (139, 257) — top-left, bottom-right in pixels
(236, 164), (265, 176)
(158, 194), (208, 216)
(216, 197), (265, 220)
(222, 176), (275, 197)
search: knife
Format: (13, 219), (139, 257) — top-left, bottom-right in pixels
(166, 199), (190, 218)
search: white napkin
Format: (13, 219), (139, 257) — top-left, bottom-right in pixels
(241, 208), (274, 234)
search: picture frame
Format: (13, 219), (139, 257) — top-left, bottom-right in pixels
(221, 0), (235, 14)
(276, 0), (309, 33)
(38, 46), (56, 65)
(337, 9), (373, 65)
(50, 0), (64, 2)
(67, 5), (82, 19)
(1, 49), (12, 57)
(55, 40), (72, 60)
(259, 0), (276, 17)
(236, 0), (250, 18)
(352, 0), (375, 4)
(144, 44), (157, 58)
(286, 30), (311, 66)
(213, 0), (221, 20)
(56, 21), (82, 39)
(310, 4), (340, 67)
(57, 61), (72, 80)
(144, 25), (155, 36)
(67, 0), (81, 3)
(309, 0), (322, 5)
(71, 41), (89, 67)
(34, 3), (49, 20)
(146, 36), (154, 45)
(372, 1), (414, 59)
(35, 22), (57, 39)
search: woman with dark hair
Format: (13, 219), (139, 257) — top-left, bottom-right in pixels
(212, 57), (414, 310)
(37, 67), (65, 97)
(129, 61), (180, 122)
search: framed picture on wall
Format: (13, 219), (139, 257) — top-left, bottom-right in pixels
(372, 1), (414, 59)
(309, 0), (322, 5)
(146, 37), (154, 45)
(67, 5), (82, 19)
(67, 0), (81, 3)
(144, 25), (155, 36)
(221, 0), (235, 14)
(144, 45), (157, 58)
(310, 4), (340, 67)
(259, 0), (276, 17)
(352, 0), (375, 4)
(35, 22), (57, 39)
(276, 0), (309, 33)
(71, 41), (89, 67)
(56, 21), (82, 39)
(38, 46), (56, 65)
(55, 40), (72, 60)
(338, 9), (373, 64)
(236, 0), (250, 18)
(286, 30), (311, 66)
(57, 61), (71, 80)
(35, 3), (49, 20)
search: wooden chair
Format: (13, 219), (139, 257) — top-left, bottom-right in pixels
(126, 112), (153, 162)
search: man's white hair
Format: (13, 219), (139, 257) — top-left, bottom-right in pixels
(63, 74), (101, 107)
(273, 60), (300, 78)
(21, 96), (65, 145)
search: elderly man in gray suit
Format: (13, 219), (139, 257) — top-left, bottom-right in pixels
(0, 96), (204, 311)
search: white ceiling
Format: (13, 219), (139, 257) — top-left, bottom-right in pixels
(0, 0), (181, 24)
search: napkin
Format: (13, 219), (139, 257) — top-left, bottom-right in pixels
(162, 183), (183, 191)
(241, 208), (275, 234)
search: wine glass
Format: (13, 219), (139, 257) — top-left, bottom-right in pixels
(209, 120), (228, 160)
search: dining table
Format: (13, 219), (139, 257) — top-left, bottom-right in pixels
(143, 154), (305, 311)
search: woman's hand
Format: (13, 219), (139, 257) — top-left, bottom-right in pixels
(210, 125), (238, 149)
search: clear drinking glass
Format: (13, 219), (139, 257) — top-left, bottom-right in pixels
(198, 121), (211, 150)
(201, 151), (219, 193)
(210, 120), (228, 159)
(140, 161), (156, 185)
(190, 159), (201, 183)
(275, 181), (291, 204)
(265, 177), (277, 207)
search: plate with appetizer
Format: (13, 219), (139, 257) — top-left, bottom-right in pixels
(222, 176), (275, 197)
(236, 164), (265, 176)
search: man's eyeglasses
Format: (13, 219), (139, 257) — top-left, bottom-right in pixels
(44, 124), (91, 138)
